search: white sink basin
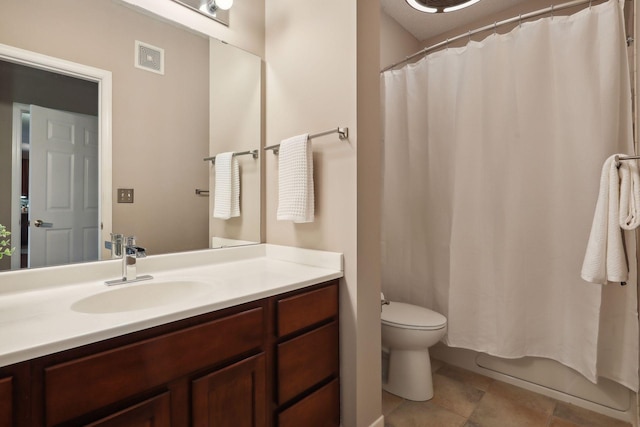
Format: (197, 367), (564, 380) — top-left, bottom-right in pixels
(71, 280), (213, 314)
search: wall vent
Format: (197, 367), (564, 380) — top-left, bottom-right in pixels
(134, 40), (164, 75)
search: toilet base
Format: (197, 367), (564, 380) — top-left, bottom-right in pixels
(382, 348), (434, 401)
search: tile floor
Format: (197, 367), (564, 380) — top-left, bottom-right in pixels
(382, 359), (632, 427)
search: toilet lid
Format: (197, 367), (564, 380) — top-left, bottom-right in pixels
(381, 302), (447, 330)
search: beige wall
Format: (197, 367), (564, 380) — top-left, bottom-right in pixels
(0, 0), (210, 256)
(380, 10), (420, 70)
(265, 0), (381, 426)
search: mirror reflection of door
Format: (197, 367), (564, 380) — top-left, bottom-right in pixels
(12, 104), (99, 268)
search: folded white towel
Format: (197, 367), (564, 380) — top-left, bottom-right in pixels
(277, 134), (314, 223)
(581, 154), (631, 284)
(213, 152), (240, 220)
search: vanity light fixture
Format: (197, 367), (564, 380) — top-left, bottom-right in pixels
(201, 0), (233, 13)
(406, 0), (481, 13)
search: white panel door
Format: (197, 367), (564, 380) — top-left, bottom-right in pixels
(29, 105), (99, 268)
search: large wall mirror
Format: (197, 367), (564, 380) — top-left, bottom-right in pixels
(0, 0), (262, 271)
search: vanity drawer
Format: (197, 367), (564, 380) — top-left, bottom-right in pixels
(277, 379), (340, 427)
(277, 321), (339, 405)
(44, 307), (264, 426)
(277, 282), (338, 337)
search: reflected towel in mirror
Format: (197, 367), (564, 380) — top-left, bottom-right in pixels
(213, 152), (240, 220)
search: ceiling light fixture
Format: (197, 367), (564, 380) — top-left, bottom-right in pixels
(406, 0), (481, 14)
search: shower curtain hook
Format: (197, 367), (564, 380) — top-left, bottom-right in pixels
(519, 14), (522, 28)
(493, 21), (497, 35)
(551, 4), (554, 20)
(446, 38), (449, 50)
(589, 0), (592, 9)
(468, 30), (471, 43)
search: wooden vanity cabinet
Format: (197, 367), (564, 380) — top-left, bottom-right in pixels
(2, 280), (339, 426)
(39, 304), (266, 427)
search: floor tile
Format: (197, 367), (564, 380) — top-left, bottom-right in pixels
(383, 390), (405, 416)
(383, 361), (632, 427)
(467, 391), (550, 427)
(385, 401), (466, 427)
(553, 402), (631, 427)
(486, 380), (556, 416)
(431, 373), (484, 418)
(435, 364), (494, 392)
(548, 417), (581, 427)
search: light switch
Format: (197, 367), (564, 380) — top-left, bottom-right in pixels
(117, 188), (134, 203)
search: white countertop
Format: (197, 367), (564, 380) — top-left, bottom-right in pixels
(0, 244), (343, 367)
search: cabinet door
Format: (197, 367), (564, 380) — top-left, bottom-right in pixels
(84, 393), (171, 427)
(192, 353), (266, 427)
(0, 377), (12, 427)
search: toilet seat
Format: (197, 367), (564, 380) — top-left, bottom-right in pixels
(381, 302), (447, 331)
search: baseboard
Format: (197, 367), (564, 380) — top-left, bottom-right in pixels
(369, 415), (385, 427)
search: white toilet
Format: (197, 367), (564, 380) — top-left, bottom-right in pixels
(381, 297), (447, 401)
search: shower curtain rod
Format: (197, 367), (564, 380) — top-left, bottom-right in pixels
(381, 0), (618, 73)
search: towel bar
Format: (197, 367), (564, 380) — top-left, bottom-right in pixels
(614, 154), (640, 167)
(265, 127), (348, 155)
(204, 149), (259, 164)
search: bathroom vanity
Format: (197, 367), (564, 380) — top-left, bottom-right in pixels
(0, 244), (342, 426)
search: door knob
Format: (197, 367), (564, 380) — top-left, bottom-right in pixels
(33, 219), (52, 228)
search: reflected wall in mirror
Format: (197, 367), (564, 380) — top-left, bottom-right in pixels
(209, 40), (261, 248)
(0, 0), (262, 272)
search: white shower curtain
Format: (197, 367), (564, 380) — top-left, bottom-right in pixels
(381, 0), (639, 390)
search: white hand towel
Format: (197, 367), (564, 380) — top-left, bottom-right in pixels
(277, 134), (314, 223)
(213, 152), (240, 220)
(581, 154), (628, 284)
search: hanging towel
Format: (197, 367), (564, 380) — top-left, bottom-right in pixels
(277, 134), (314, 223)
(213, 152), (240, 220)
(581, 154), (632, 285)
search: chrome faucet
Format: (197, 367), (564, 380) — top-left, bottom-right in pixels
(105, 235), (153, 286)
